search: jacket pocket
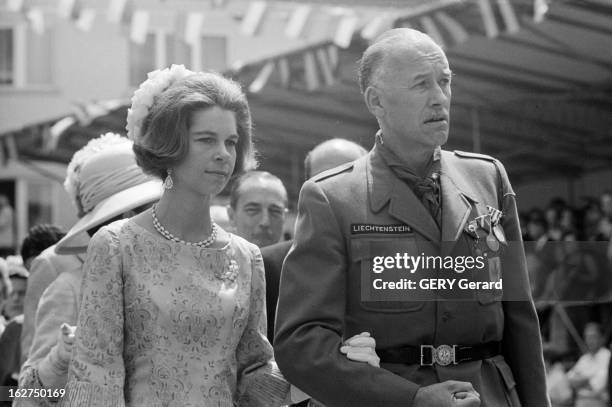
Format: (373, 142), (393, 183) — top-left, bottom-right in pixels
(350, 237), (427, 313)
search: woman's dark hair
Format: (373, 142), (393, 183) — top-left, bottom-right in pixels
(133, 71), (256, 180)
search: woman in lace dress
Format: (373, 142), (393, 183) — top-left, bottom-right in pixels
(59, 67), (376, 407)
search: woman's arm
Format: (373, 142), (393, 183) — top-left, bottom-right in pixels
(16, 271), (80, 407)
(235, 247), (290, 407)
(58, 227), (126, 407)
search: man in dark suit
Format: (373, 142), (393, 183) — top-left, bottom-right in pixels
(262, 138), (367, 341)
(274, 28), (549, 407)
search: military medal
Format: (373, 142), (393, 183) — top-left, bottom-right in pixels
(493, 225), (506, 244)
(486, 233), (499, 252)
(486, 205), (503, 226)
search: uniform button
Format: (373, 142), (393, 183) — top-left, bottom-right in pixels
(441, 311), (453, 322)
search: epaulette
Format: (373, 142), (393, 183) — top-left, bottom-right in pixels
(311, 162), (354, 182)
(453, 150), (496, 162)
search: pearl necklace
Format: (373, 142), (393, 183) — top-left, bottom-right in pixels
(151, 204), (218, 248)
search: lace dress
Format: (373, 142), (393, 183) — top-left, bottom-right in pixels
(59, 219), (289, 407)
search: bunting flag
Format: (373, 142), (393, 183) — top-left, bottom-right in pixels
(533, 0), (549, 23)
(7, 0), (25, 12)
(231, 60), (245, 71)
(46, 117), (76, 151)
(435, 12), (468, 45)
(361, 13), (389, 41)
(285, 4), (312, 39)
(477, 0), (499, 38)
(70, 102), (89, 126)
(58, 0), (79, 20)
(334, 14), (358, 49)
(130, 9), (150, 44)
(420, 15), (446, 49)
(241, 1), (267, 36)
(278, 57), (290, 87)
(185, 12), (205, 46)
(315, 48), (334, 86)
(303, 51), (319, 91)
(496, 0), (519, 33)
(76, 8), (96, 31)
(248, 61), (274, 93)
(108, 0), (131, 24)
(26, 8), (45, 34)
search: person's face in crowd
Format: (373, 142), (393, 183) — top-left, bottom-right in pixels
(560, 209), (574, 231)
(562, 233), (578, 254)
(230, 178), (287, 247)
(584, 325), (604, 354)
(601, 194), (612, 218)
(527, 221), (545, 240)
(373, 37), (451, 153)
(173, 107), (238, 198)
(3, 276), (26, 319)
(584, 205), (602, 226)
(545, 208), (559, 228)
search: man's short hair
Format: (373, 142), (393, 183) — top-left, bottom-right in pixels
(229, 171), (287, 209)
(304, 138), (368, 179)
(358, 28), (442, 94)
(20, 224), (66, 262)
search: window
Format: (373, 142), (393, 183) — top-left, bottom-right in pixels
(0, 28), (14, 85)
(27, 182), (53, 228)
(0, 23), (52, 87)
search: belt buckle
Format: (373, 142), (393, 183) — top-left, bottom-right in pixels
(420, 344), (457, 366)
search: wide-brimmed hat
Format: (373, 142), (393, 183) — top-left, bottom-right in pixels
(55, 134), (162, 254)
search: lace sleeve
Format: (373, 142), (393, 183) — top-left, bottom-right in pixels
(16, 272), (80, 407)
(235, 247), (290, 407)
(58, 227), (126, 407)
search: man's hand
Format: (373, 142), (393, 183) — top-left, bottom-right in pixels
(413, 381), (480, 407)
(339, 332), (380, 367)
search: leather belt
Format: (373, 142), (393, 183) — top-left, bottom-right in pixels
(378, 341), (501, 366)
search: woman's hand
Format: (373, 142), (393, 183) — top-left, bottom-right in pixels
(339, 332), (380, 367)
(57, 323), (77, 363)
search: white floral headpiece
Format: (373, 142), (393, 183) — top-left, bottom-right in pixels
(126, 64), (195, 142)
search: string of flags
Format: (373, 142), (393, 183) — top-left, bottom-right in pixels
(3, 0), (549, 93)
(4, 0), (541, 42)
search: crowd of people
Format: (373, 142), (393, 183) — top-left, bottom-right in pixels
(519, 194), (612, 407)
(0, 27), (609, 406)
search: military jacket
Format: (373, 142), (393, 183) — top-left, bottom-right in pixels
(274, 145), (549, 407)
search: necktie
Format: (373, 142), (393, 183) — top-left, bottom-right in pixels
(377, 142), (442, 228)
(392, 166), (442, 228)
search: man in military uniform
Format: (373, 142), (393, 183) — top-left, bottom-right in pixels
(274, 28), (549, 407)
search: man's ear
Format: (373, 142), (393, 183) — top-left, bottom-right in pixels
(364, 86), (385, 118)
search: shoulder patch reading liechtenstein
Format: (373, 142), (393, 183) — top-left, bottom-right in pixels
(351, 224), (413, 235)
